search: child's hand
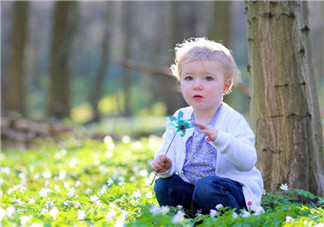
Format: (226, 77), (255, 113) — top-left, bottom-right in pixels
(192, 121), (218, 141)
(151, 155), (172, 173)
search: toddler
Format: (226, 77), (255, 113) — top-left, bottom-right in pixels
(151, 37), (264, 214)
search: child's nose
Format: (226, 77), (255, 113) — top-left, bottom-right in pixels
(193, 79), (203, 90)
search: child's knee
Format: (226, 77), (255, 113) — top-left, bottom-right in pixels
(194, 177), (214, 200)
(154, 178), (166, 194)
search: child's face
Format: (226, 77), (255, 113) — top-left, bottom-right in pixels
(180, 60), (231, 113)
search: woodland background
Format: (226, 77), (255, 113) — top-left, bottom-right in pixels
(1, 0), (324, 196)
(1, 1), (323, 123)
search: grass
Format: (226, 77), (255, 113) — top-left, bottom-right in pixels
(1, 135), (323, 226)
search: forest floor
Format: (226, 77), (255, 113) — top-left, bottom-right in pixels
(1, 123), (324, 226)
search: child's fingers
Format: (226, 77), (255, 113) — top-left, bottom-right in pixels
(192, 121), (209, 130)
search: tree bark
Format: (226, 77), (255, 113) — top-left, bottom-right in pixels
(89, 3), (111, 122)
(246, 1), (324, 196)
(5, 1), (29, 115)
(49, 1), (77, 118)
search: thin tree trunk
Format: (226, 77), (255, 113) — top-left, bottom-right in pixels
(121, 1), (132, 117)
(209, 1), (231, 46)
(246, 1), (324, 196)
(5, 1), (29, 115)
(89, 3), (111, 122)
(49, 1), (76, 118)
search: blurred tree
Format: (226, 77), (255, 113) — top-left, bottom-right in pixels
(209, 1), (231, 46)
(246, 1), (324, 196)
(48, 1), (77, 118)
(208, 1), (239, 108)
(120, 1), (132, 117)
(4, 1), (29, 115)
(89, 2), (111, 122)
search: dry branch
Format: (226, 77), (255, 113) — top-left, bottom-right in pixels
(118, 59), (250, 96)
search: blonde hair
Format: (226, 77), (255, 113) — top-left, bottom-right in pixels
(170, 37), (241, 92)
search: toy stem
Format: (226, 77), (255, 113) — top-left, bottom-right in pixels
(150, 132), (177, 186)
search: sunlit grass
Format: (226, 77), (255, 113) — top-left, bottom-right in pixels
(1, 136), (323, 226)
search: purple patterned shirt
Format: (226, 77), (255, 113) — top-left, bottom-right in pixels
(182, 105), (222, 184)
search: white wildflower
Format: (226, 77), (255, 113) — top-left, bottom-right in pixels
(74, 202), (82, 209)
(132, 141), (142, 149)
(99, 185), (108, 194)
(77, 210), (86, 220)
(133, 189), (141, 198)
(241, 209), (251, 218)
(45, 201), (54, 209)
(41, 208), (48, 214)
(253, 206), (265, 216)
(105, 151), (113, 159)
(232, 212), (238, 219)
(150, 205), (160, 215)
(215, 204), (223, 210)
(43, 171), (52, 179)
(67, 187), (76, 198)
(45, 180), (50, 187)
(39, 188), (50, 197)
(13, 198), (25, 205)
(130, 176), (136, 182)
(0, 208), (6, 220)
(6, 206), (16, 216)
(171, 211), (185, 225)
(30, 223), (43, 227)
(121, 135), (131, 143)
(58, 170), (66, 180)
(138, 169), (148, 177)
(69, 158), (78, 168)
(161, 206), (170, 215)
(34, 173), (40, 180)
(121, 210), (128, 219)
(63, 201), (71, 206)
(7, 185), (21, 195)
(280, 183), (289, 191)
(1, 167), (10, 175)
(106, 209), (116, 222)
(107, 178), (114, 186)
(20, 216), (30, 225)
(315, 223), (324, 227)
(85, 188), (92, 194)
(114, 217), (125, 227)
(61, 149), (67, 155)
(64, 181), (70, 188)
(145, 191), (153, 198)
(54, 185), (61, 192)
(75, 180), (81, 187)
(90, 195), (100, 203)
(209, 209), (217, 218)
(118, 176), (125, 182)
(49, 207), (59, 219)
(176, 205), (183, 210)
(104, 136), (115, 150)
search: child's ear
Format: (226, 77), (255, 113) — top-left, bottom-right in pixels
(223, 79), (232, 94)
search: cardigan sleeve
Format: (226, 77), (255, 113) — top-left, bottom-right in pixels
(210, 113), (257, 171)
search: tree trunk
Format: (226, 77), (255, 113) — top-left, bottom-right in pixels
(209, 1), (231, 46)
(246, 1), (324, 196)
(89, 3), (111, 122)
(5, 1), (29, 115)
(48, 1), (76, 119)
(121, 1), (132, 117)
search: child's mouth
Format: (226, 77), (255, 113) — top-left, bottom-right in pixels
(193, 95), (203, 101)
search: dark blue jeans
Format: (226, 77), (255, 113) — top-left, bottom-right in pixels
(154, 174), (246, 214)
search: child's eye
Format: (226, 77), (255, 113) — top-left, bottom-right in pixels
(184, 76), (193, 81)
(205, 76), (213, 81)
